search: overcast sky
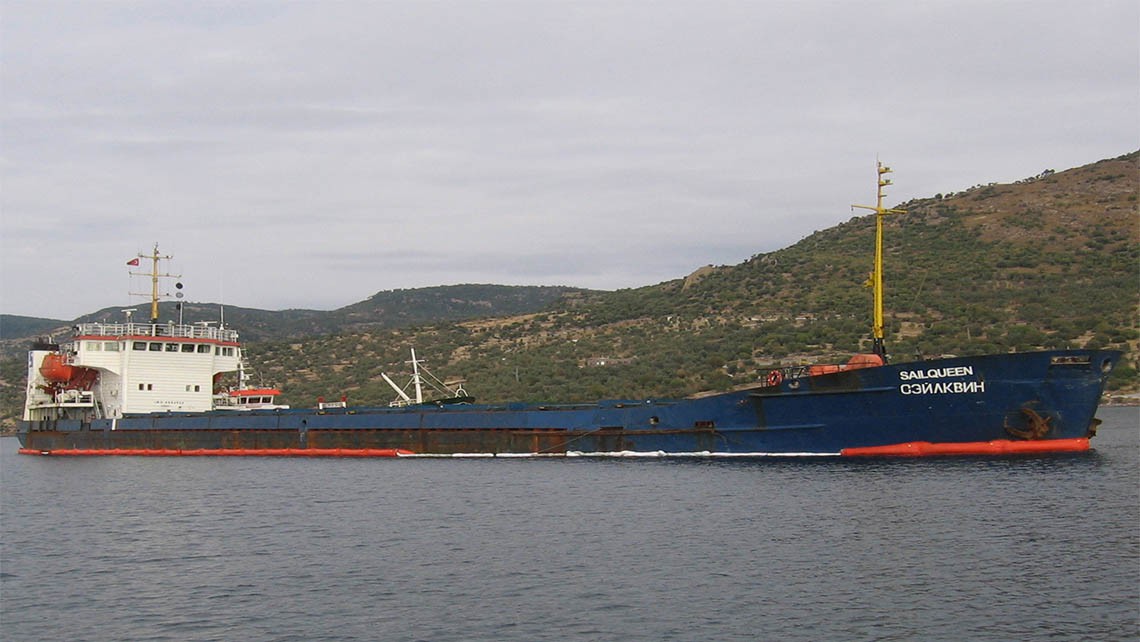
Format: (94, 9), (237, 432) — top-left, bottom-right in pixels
(2, 1), (1136, 320)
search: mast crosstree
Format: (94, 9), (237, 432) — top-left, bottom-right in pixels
(128, 243), (183, 323)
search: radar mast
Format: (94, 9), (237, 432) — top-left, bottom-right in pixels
(129, 243), (182, 323)
(852, 162), (906, 359)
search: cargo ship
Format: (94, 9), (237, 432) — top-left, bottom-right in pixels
(17, 165), (1121, 457)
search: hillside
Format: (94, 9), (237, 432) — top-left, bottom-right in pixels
(0, 315), (66, 341)
(0, 284), (585, 429)
(244, 151), (1138, 410)
(0, 284), (586, 352)
(1, 151), (1136, 427)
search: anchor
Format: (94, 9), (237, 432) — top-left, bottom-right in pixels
(1004, 405), (1053, 440)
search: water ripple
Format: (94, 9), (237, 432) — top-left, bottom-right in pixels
(2, 407), (1137, 641)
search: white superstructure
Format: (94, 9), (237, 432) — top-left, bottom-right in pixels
(23, 321), (243, 421)
(22, 244), (284, 422)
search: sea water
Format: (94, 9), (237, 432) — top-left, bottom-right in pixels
(2, 407), (1137, 641)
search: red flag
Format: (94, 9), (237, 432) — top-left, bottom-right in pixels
(126, 258), (140, 266)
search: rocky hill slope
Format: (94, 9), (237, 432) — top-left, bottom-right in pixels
(243, 151), (1138, 409)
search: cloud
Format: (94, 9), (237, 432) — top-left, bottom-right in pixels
(2, 0), (1137, 318)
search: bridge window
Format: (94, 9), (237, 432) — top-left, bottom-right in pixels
(181, 344), (195, 353)
(133, 342), (147, 351)
(104, 342), (120, 351)
(197, 345), (211, 354)
(165, 343), (178, 352)
(149, 342), (162, 351)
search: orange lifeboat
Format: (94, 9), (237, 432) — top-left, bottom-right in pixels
(39, 353), (99, 390)
(229, 388), (283, 398)
(846, 353), (885, 369)
(808, 353), (885, 377)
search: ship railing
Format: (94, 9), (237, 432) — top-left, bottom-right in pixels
(52, 390), (95, 407)
(76, 322), (239, 342)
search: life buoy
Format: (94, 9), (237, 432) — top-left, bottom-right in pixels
(767, 370), (783, 387)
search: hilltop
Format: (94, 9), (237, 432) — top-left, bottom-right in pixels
(1, 151), (1136, 427)
(0, 284), (588, 350)
(236, 151), (1140, 410)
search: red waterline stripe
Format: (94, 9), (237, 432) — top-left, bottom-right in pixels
(18, 448), (414, 457)
(841, 438), (1089, 457)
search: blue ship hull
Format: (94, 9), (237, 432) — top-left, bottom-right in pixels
(19, 350), (1121, 457)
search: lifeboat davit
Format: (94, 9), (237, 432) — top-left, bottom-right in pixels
(39, 353), (99, 390)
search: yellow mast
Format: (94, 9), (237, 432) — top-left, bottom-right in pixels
(852, 162), (906, 358)
(129, 243), (180, 324)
